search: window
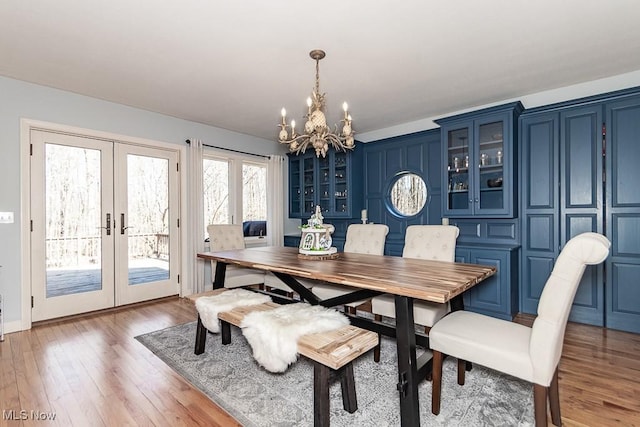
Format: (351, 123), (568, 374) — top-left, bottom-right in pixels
(203, 154), (268, 239)
(242, 163), (267, 222)
(389, 172), (428, 217)
(203, 158), (230, 225)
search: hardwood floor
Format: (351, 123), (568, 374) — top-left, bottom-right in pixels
(1, 299), (639, 426)
(1, 297), (239, 427)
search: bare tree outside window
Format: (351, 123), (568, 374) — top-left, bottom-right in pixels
(203, 158), (230, 231)
(243, 163), (267, 222)
(45, 144), (102, 268)
(390, 173), (428, 216)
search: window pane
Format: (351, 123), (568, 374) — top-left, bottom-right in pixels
(242, 163), (267, 223)
(203, 158), (230, 233)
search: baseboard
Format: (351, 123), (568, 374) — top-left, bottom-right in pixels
(3, 320), (24, 336)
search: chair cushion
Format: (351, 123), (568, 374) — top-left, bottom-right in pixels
(343, 224), (389, 255)
(429, 310), (534, 382)
(402, 225), (459, 261)
(312, 283), (363, 307)
(263, 272), (293, 292)
(208, 224), (246, 251)
(220, 263), (266, 289)
(371, 295), (448, 328)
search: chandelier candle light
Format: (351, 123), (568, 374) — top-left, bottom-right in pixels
(278, 50), (355, 158)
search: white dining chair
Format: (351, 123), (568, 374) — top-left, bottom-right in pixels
(429, 232), (610, 427)
(311, 223), (390, 312)
(370, 225), (459, 361)
(207, 224), (289, 291)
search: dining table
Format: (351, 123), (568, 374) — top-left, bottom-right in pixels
(197, 246), (496, 427)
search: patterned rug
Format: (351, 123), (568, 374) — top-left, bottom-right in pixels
(136, 322), (534, 426)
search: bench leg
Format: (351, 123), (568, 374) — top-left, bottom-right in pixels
(221, 320), (231, 345)
(194, 315), (207, 355)
(313, 362), (331, 427)
(339, 363), (358, 413)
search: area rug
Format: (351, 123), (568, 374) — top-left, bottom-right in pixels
(136, 322), (534, 426)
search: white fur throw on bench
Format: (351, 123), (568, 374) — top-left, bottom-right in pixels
(241, 303), (350, 373)
(195, 288), (271, 333)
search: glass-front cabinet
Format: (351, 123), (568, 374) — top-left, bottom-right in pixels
(288, 150), (359, 218)
(437, 102), (523, 218)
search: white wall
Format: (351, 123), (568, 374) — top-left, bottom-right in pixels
(357, 70), (640, 142)
(0, 76), (282, 329)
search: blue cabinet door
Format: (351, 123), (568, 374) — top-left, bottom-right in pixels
(458, 245), (519, 321)
(605, 95), (640, 334)
(560, 105), (605, 326)
(438, 102), (522, 218)
(520, 112), (560, 315)
(288, 150), (360, 219)
(288, 152), (317, 218)
(288, 155), (304, 217)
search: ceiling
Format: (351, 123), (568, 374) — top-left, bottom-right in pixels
(2, 1), (640, 143)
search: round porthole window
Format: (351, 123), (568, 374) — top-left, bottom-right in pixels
(390, 173), (428, 216)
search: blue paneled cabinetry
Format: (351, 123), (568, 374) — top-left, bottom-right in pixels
(520, 90), (640, 333)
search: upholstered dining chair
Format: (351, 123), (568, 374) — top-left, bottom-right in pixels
(429, 232), (610, 427)
(370, 225), (460, 361)
(207, 224), (291, 292)
(311, 223), (390, 312)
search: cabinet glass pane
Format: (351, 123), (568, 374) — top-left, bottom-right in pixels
(447, 128), (470, 211)
(290, 158), (301, 214)
(478, 121), (504, 210)
(318, 156), (330, 213)
(303, 157), (315, 215)
(334, 152), (348, 213)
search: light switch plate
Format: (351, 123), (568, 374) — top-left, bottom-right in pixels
(0, 212), (14, 224)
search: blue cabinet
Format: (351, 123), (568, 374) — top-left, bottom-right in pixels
(288, 150), (362, 219)
(520, 104), (605, 326)
(604, 95), (640, 334)
(436, 102), (523, 218)
(456, 244), (519, 321)
(520, 90), (640, 333)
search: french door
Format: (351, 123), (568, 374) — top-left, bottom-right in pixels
(30, 130), (180, 321)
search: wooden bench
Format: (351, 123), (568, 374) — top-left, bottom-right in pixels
(188, 290), (379, 427)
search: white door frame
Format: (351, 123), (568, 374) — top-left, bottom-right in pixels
(20, 119), (188, 330)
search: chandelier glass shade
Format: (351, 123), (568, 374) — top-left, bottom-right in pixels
(278, 50), (355, 158)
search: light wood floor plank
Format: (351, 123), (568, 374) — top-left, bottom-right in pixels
(1, 298), (638, 426)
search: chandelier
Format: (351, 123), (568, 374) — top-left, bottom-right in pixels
(278, 49), (355, 158)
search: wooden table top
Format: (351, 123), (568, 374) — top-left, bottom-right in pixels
(198, 247), (496, 304)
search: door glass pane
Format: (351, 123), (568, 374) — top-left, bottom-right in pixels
(45, 144), (102, 297)
(127, 155), (170, 285)
(447, 128), (470, 211)
(203, 158), (230, 234)
(478, 121), (504, 210)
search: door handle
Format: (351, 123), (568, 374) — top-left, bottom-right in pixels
(98, 213), (112, 235)
(120, 213), (128, 234)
